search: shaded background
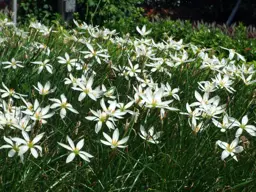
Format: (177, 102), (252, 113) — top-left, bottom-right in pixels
(142, 0), (256, 25)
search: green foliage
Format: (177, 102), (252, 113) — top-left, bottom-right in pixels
(75, 0), (144, 26)
(18, 0), (61, 25)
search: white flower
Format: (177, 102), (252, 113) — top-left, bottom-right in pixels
(220, 46), (245, 62)
(31, 59), (53, 74)
(169, 50), (194, 67)
(0, 82), (27, 99)
(64, 73), (79, 87)
(212, 114), (237, 132)
(58, 136), (93, 163)
(57, 53), (78, 72)
(198, 81), (217, 93)
(100, 99), (126, 119)
(30, 103), (54, 124)
(85, 109), (116, 133)
(191, 120), (206, 134)
(0, 136), (22, 158)
(116, 101), (134, 115)
(212, 73), (235, 93)
(139, 125), (162, 144)
(163, 83), (180, 101)
(72, 75), (101, 101)
(101, 128), (129, 149)
(234, 115), (256, 137)
(239, 73), (256, 86)
(216, 138), (244, 161)
(81, 43), (109, 64)
(33, 81), (56, 96)
(2, 58), (24, 69)
(139, 87), (179, 111)
(125, 59), (141, 77)
(190, 91), (220, 108)
(49, 94), (79, 119)
(12, 131), (44, 158)
(180, 103), (201, 126)
(0, 112), (18, 129)
(14, 115), (33, 132)
(136, 25), (152, 36)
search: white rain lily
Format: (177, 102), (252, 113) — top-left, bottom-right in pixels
(64, 73), (79, 87)
(220, 46), (245, 62)
(57, 52), (79, 72)
(100, 99), (126, 119)
(234, 115), (256, 137)
(212, 114), (237, 132)
(212, 73), (235, 93)
(12, 131), (44, 158)
(239, 73), (256, 86)
(72, 75), (101, 101)
(101, 128), (129, 149)
(163, 83), (180, 101)
(31, 59), (53, 74)
(14, 115), (32, 132)
(139, 125), (162, 144)
(81, 43), (109, 64)
(190, 91), (220, 108)
(191, 120), (206, 134)
(139, 87), (179, 111)
(30, 103), (54, 124)
(58, 136), (93, 163)
(86, 109), (117, 133)
(0, 136), (22, 159)
(2, 58), (24, 69)
(136, 25), (152, 36)
(101, 85), (116, 99)
(180, 103), (201, 126)
(216, 138), (244, 161)
(169, 50), (194, 67)
(198, 81), (217, 93)
(0, 112), (18, 129)
(49, 94), (79, 119)
(125, 59), (141, 77)
(116, 101), (134, 115)
(33, 81), (56, 96)
(0, 82), (27, 99)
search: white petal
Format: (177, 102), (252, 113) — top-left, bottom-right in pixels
(19, 145), (29, 155)
(22, 131), (30, 142)
(67, 136), (75, 149)
(221, 150), (230, 160)
(76, 139), (84, 150)
(60, 108), (67, 119)
(100, 140), (112, 146)
(242, 115), (248, 125)
(103, 132), (112, 143)
(234, 146), (243, 153)
(32, 132), (44, 144)
(66, 153), (76, 163)
(31, 148), (39, 158)
(112, 128), (119, 141)
(118, 136), (129, 145)
(58, 142), (72, 151)
(235, 128), (243, 138)
(8, 149), (16, 157)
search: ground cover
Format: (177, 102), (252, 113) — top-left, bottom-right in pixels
(0, 18), (255, 191)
